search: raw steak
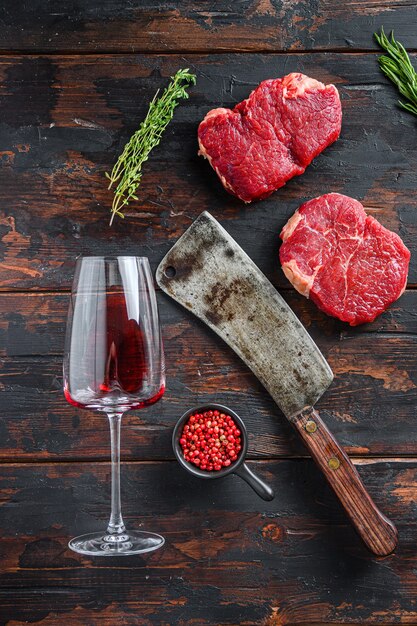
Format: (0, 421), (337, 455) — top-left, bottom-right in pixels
(198, 73), (342, 202)
(279, 193), (410, 326)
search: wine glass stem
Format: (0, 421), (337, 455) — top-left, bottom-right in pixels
(106, 413), (126, 535)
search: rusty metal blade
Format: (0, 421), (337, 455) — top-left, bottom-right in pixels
(156, 211), (333, 417)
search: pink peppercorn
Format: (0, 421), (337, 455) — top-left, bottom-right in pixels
(180, 410), (242, 471)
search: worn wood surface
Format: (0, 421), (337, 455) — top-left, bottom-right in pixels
(0, 53), (417, 290)
(0, 1), (416, 53)
(1, 459), (417, 626)
(1, 2), (417, 624)
(0, 290), (416, 463)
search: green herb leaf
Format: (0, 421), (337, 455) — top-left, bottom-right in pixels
(374, 28), (417, 117)
(107, 68), (197, 225)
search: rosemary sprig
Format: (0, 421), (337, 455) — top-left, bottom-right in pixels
(106, 68), (196, 225)
(374, 27), (417, 117)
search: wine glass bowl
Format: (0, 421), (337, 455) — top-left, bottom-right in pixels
(63, 256), (165, 556)
(64, 256), (165, 413)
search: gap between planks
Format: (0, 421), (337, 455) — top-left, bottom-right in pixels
(1, 286), (417, 295)
(0, 456), (416, 467)
(1, 48), (416, 57)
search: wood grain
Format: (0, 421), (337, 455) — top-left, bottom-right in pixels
(0, 54), (416, 290)
(2, 4), (417, 622)
(0, 459), (416, 625)
(0, 290), (416, 461)
(292, 407), (398, 556)
(0, 1), (416, 53)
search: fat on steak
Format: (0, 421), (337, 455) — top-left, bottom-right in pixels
(279, 193), (410, 326)
(198, 73), (342, 202)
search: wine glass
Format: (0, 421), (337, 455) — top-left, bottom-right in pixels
(63, 256), (165, 556)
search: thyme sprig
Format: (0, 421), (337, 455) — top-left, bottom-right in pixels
(374, 27), (417, 117)
(106, 68), (196, 225)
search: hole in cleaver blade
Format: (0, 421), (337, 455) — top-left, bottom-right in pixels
(156, 210), (334, 419)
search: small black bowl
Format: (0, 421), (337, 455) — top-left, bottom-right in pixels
(172, 403), (274, 501)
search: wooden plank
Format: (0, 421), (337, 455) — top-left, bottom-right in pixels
(0, 459), (416, 624)
(0, 290), (416, 461)
(0, 1), (416, 53)
(0, 53), (416, 290)
(2, 290), (417, 358)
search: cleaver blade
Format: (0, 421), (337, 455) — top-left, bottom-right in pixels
(157, 211), (397, 557)
(157, 210), (332, 418)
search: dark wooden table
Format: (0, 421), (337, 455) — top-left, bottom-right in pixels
(1, 2), (417, 624)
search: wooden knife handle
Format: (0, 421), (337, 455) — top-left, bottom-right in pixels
(291, 407), (398, 556)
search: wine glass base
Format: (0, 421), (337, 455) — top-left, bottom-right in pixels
(68, 530), (165, 556)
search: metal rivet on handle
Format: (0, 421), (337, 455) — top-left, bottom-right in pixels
(305, 420), (317, 433)
(328, 457), (340, 470)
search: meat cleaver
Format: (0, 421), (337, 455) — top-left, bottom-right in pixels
(156, 211), (398, 556)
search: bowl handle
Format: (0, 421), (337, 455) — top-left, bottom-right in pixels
(234, 462), (274, 501)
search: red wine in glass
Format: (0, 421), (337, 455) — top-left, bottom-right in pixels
(63, 256), (165, 556)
